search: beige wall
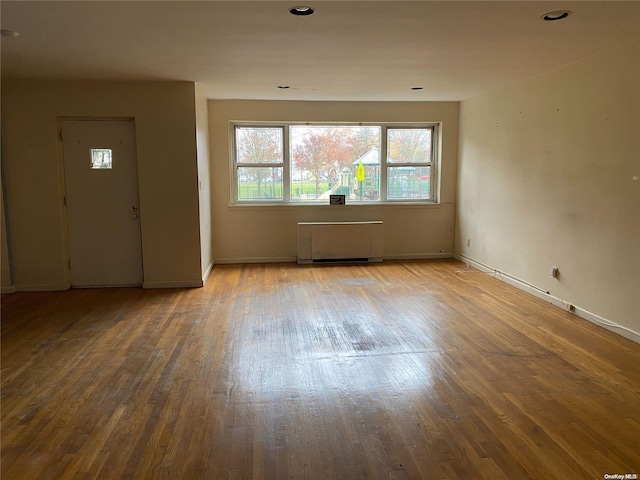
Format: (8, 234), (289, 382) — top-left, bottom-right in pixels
(209, 100), (459, 263)
(1, 80), (203, 289)
(457, 41), (640, 340)
(195, 83), (213, 279)
(1, 180), (13, 292)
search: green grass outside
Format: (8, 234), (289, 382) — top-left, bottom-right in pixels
(238, 181), (331, 200)
(238, 178), (430, 200)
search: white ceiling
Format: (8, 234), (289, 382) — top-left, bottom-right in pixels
(1, 1), (639, 101)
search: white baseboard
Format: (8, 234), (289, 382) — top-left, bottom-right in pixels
(202, 262), (214, 284)
(14, 283), (70, 292)
(385, 253), (454, 261)
(569, 305), (640, 344)
(9, 279), (205, 290)
(454, 254), (640, 344)
(215, 254), (454, 264)
(214, 256), (297, 265)
(143, 280), (203, 289)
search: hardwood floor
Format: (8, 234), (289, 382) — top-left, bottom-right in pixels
(2, 260), (639, 479)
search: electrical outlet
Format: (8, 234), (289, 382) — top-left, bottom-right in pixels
(549, 266), (558, 278)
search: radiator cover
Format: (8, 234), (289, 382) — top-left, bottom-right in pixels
(297, 221), (383, 264)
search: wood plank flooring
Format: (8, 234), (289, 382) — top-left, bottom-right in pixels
(2, 260), (639, 479)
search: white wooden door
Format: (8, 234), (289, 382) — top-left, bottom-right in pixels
(62, 119), (143, 287)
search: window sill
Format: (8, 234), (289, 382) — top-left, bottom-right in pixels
(228, 201), (447, 209)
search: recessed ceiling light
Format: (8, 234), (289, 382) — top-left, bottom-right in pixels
(277, 85), (290, 89)
(411, 87), (424, 91)
(1, 29), (20, 38)
(541, 10), (572, 21)
(289, 6), (314, 16)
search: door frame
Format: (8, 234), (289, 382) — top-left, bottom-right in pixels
(57, 116), (144, 287)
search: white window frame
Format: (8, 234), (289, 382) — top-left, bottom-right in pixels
(385, 126), (435, 201)
(231, 124), (286, 203)
(230, 122), (439, 205)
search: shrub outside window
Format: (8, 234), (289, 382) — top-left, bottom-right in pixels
(232, 123), (437, 204)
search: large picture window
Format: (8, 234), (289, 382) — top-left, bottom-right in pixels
(232, 123), (437, 204)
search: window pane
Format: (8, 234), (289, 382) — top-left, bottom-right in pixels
(290, 125), (380, 202)
(237, 167), (283, 200)
(91, 149), (112, 169)
(387, 128), (432, 163)
(236, 127), (283, 164)
(387, 166), (430, 199)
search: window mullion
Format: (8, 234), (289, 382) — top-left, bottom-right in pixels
(381, 126), (388, 202)
(283, 125), (290, 202)
(388, 162), (431, 168)
(430, 125), (437, 201)
(240, 163), (284, 168)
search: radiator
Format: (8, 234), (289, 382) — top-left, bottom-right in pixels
(297, 221), (383, 264)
